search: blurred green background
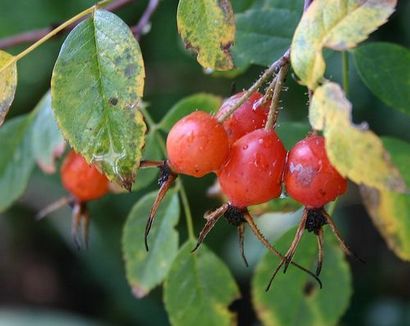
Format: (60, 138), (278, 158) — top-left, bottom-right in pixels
(1, 0), (410, 325)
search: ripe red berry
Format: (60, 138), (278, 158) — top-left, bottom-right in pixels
(284, 135), (347, 208)
(61, 151), (109, 202)
(217, 91), (269, 145)
(218, 129), (287, 208)
(166, 111), (229, 177)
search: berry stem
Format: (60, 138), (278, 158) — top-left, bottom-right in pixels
(217, 0), (313, 124)
(131, 0), (160, 40)
(0, 0), (112, 74)
(140, 106), (196, 242)
(217, 50), (290, 123)
(264, 63), (289, 130)
(0, 0), (135, 50)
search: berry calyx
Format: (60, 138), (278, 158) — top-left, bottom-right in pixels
(217, 91), (269, 145)
(191, 203), (322, 288)
(218, 129), (286, 208)
(61, 150), (109, 202)
(166, 111), (229, 177)
(284, 135), (347, 208)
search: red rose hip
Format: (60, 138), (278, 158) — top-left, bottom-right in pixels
(284, 135), (347, 208)
(218, 129), (287, 208)
(166, 111), (229, 177)
(61, 150), (109, 202)
(217, 91), (269, 145)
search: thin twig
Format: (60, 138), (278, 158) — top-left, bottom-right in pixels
(217, 49), (290, 123)
(264, 63), (289, 130)
(132, 0), (160, 40)
(0, 0), (135, 49)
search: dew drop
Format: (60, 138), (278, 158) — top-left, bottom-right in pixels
(252, 98), (263, 111)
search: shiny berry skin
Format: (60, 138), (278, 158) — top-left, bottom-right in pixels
(166, 111), (229, 177)
(217, 91), (269, 145)
(61, 151), (109, 201)
(284, 135), (347, 208)
(218, 129), (287, 208)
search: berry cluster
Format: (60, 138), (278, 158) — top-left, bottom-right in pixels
(143, 91), (358, 288)
(45, 91), (358, 287)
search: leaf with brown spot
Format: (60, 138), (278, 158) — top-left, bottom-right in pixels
(51, 10), (146, 189)
(177, 0), (235, 71)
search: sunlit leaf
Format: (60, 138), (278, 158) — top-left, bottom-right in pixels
(31, 91), (65, 174)
(310, 82), (405, 192)
(123, 190), (180, 298)
(232, 0), (302, 67)
(51, 9), (146, 190)
(253, 228), (352, 326)
(354, 42), (410, 116)
(164, 240), (240, 326)
(177, 0), (235, 71)
(291, 0), (397, 89)
(0, 50), (17, 125)
(0, 115), (34, 212)
(361, 137), (410, 261)
(159, 93), (222, 132)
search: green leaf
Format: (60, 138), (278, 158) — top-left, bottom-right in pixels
(132, 130), (163, 191)
(31, 91), (65, 174)
(51, 9), (146, 190)
(232, 0), (302, 67)
(159, 93), (222, 132)
(164, 240), (240, 326)
(353, 42), (410, 116)
(276, 121), (309, 150)
(177, 0), (236, 71)
(291, 0), (397, 89)
(252, 228), (352, 326)
(0, 50), (17, 125)
(0, 115), (35, 212)
(361, 137), (410, 261)
(249, 197), (301, 215)
(123, 190), (180, 298)
(310, 81), (406, 192)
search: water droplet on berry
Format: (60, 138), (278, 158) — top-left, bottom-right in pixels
(252, 98), (264, 111)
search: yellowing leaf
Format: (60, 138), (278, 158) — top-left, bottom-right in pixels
(310, 82), (405, 192)
(291, 0), (397, 89)
(51, 10), (146, 190)
(361, 138), (410, 261)
(177, 0), (235, 71)
(0, 51), (17, 126)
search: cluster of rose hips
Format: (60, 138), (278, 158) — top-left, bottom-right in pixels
(47, 90), (358, 288)
(141, 90), (358, 288)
